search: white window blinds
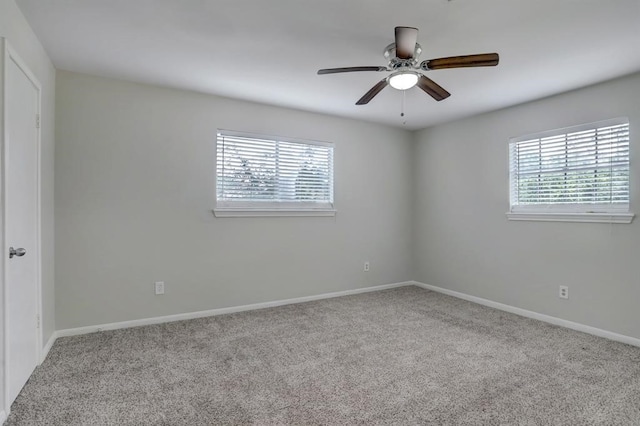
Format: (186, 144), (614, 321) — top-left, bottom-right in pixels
(509, 118), (630, 212)
(216, 130), (334, 213)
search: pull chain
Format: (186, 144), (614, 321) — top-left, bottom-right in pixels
(401, 90), (407, 125)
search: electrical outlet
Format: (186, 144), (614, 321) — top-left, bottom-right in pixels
(559, 285), (569, 299)
(363, 261), (370, 272)
(155, 281), (165, 295)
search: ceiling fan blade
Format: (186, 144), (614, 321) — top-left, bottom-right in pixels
(416, 75), (451, 101)
(318, 66), (387, 75)
(421, 53), (499, 71)
(356, 78), (389, 105)
(395, 26), (419, 59)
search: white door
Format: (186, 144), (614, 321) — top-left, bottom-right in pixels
(5, 47), (40, 406)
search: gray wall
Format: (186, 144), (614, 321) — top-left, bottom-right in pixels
(55, 71), (414, 329)
(0, 0), (56, 413)
(54, 60), (640, 340)
(413, 72), (640, 340)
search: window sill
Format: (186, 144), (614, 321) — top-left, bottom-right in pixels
(213, 208), (336, 218)
(506, 211), (635, 224)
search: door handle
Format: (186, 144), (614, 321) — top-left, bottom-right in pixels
(9, 247), (26, 259)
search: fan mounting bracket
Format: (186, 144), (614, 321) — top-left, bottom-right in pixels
(384, 42), (422, 67)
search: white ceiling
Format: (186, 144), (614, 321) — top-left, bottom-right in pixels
(16, 0), (640, 130)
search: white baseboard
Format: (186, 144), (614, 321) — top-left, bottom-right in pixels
(411, 281), (640, 348)
(41, 331), (59, 363)
(0, 410), (7, 424)
(51, 280), (639, 352)
(55, 281), (414, 339)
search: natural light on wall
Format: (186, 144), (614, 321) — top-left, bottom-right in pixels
(507, 117), (634, 223)
(214, 130), (335, 217)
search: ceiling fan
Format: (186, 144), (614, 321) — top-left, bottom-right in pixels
(317, 26), (499, 105)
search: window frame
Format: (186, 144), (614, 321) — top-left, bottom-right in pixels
(506, 117), (634, 224)
(214, 129), (336, 218)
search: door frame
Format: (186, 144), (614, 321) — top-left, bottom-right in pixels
(0, 38), (43, 413)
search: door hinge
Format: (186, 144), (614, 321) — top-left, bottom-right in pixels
(36, 114), (40, 129)
(36, 314), (40, 329)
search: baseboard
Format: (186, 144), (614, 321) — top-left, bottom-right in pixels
(0, 410), (7, 424)
(56, 281), (414, 339)
(411, 281), (640, 348)
(41, 331), (59, 363)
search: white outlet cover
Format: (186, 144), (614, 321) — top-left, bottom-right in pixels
(559, 286), (569, 299)
(155, 281), (165, 295)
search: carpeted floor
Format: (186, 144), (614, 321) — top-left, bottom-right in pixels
(6, 286), (640, 425)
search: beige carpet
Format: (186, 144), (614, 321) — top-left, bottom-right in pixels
(6, 286), (640, 425)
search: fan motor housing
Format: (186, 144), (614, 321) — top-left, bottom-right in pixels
(384, 42), (422, 68)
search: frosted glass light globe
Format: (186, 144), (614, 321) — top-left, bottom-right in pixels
(389, 72), (419, 90)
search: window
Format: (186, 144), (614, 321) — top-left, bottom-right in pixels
(214, 130), (335, 217)
(507, 117), (634, 223)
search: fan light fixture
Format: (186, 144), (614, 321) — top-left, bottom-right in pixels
(388, 71), (419, 90)
(317, 26), (499, 105)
